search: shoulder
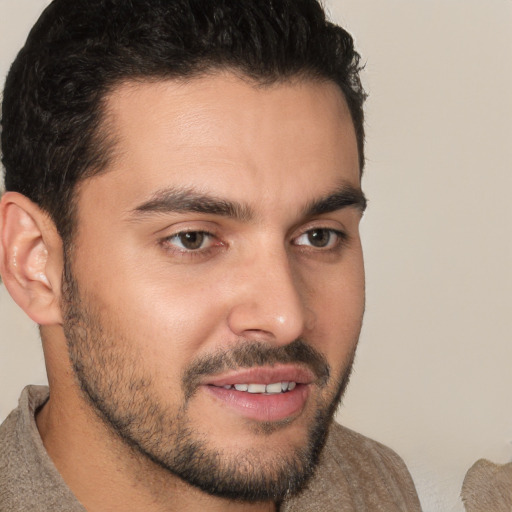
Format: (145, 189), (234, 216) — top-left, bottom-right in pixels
(1, 386), (49, 482)
(462, 459), (512, 512)
(0, 390), (27, 508)
(0, 385), (49, 446)
(0, 386), (81, 512)
(0, 393), (24, 469)
(282, 421), (422, 512)
(325, 421), (415, 479)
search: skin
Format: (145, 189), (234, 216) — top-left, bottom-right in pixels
(0, 72), (365, 512)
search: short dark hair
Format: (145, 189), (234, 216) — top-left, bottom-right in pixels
(1, 0), (366, 242)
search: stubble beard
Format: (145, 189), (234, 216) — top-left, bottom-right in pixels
(61, 259), (358, 502)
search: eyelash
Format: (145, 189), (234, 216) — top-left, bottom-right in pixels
(160, 230), (221, 259)
(159, 227), (348, 259)
(292, 228), (347, 251)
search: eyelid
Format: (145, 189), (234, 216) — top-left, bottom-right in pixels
(291, 219), (349, 240)
(152, 217), (221, 236)
(168, 231), (215, 250)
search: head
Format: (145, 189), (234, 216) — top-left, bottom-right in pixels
(0, 0), (367, 505)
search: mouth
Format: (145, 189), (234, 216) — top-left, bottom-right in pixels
(213, 381), (297, 394)
(201, 365), (314, 422)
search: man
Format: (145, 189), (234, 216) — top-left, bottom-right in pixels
(0, 0), (421, 510)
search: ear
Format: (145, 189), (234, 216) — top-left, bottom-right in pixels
(0, 192), (64, 325)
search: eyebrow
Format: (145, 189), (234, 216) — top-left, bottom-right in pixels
(130, 184), (367, 221)
(131, 188), (253, 221)
(303, 185), (367, 216)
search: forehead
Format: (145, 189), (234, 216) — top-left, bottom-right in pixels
(81, 73), (360, 216)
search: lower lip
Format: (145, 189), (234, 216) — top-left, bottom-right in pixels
(204, 385), (310, 422)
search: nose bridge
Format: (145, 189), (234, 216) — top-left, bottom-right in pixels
(227, 242), (310, 344)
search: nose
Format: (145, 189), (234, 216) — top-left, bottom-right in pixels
(227, 247), (313, 345)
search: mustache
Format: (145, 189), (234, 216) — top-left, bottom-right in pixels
(182, 339), (331, 400)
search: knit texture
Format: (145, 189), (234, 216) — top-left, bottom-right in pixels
(462, 459), (512, 512)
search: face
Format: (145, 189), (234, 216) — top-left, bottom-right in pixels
(62, 73), (365, 501)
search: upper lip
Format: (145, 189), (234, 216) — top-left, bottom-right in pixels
(203, 364), (316, 387)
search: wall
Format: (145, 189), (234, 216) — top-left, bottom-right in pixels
(1, 1), (511, 511)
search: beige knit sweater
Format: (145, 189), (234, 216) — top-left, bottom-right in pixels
(462, 459), (512, 512)
(0, 386), (421, 511)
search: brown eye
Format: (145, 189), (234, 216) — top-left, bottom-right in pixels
(307, 229), (331, 247)
(294, 228), (344, 249)
(170, 231), (210, 250)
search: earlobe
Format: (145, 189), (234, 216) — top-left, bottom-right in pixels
(0, 192), (64, 325)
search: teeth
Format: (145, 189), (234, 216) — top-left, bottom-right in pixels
(265, 382), (283, 394)
(221, 382), (298, 394)
(247, 384), (267, 393)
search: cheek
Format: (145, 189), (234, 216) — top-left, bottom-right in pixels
(113, 277), (226, 355)
(75, 258), (230, 400)
(74, 226), (227, 348)
(306, 254), (365, 363)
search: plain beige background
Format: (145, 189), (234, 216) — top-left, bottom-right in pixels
(1, 1), (511, 511)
